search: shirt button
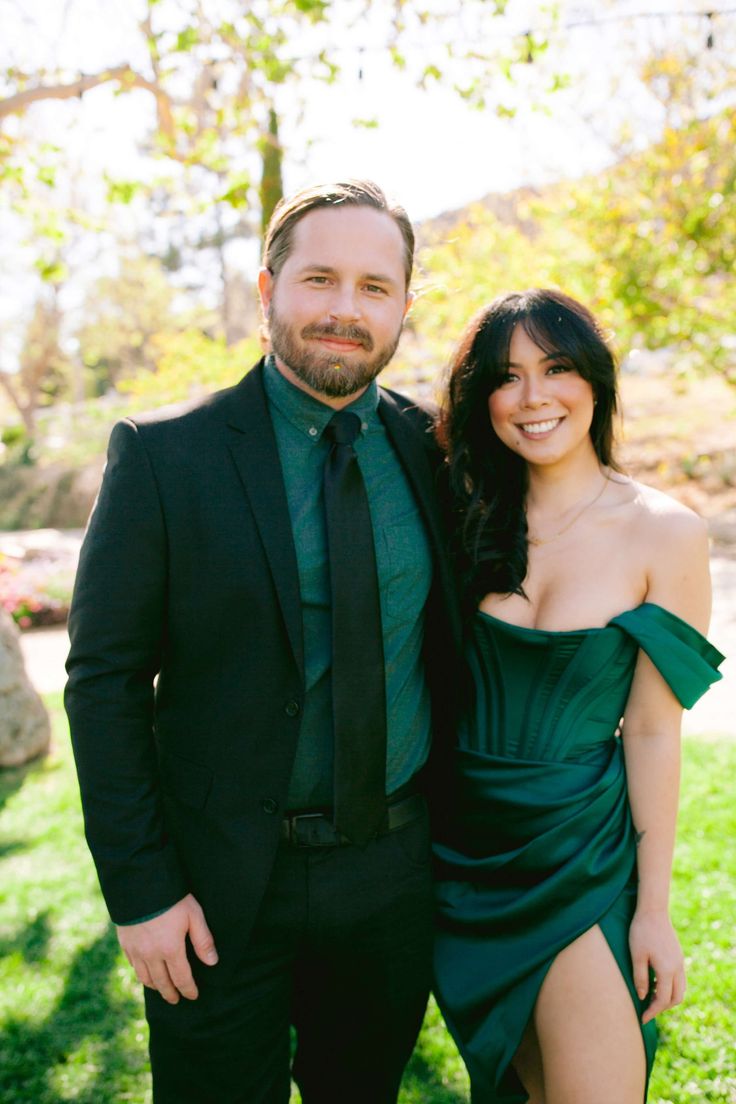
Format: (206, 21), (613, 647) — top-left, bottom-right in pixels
(308, 426), (318, 437)
(262, 798), (279, 815)
(285, 700), (300, 717)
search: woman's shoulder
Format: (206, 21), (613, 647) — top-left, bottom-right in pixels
(620, 479), (712, 630)
(619, 478), (708, 544)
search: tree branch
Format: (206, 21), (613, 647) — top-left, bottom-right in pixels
(0, 66), (175, 140)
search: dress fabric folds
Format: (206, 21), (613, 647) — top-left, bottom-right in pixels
(433, 602), (724, 1104)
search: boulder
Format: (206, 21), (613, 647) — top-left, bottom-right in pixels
(0, 609), (51, 767)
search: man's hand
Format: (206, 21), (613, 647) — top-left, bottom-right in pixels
(117, 893), (219, 1004)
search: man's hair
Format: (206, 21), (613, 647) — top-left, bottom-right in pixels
(262, 179), (415, 288)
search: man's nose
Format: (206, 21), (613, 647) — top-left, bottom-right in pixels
(328, 284), (361, 321)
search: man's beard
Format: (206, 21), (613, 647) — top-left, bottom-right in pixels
(268, 305), (403, 398)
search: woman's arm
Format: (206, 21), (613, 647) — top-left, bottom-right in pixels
(621, 504), (712, 1024)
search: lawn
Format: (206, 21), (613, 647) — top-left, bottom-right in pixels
(1, 697), (734, 1103)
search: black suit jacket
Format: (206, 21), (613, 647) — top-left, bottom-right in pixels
(65, 361), (461, 947)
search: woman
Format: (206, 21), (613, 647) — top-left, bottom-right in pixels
(433, 289), (723, 1104)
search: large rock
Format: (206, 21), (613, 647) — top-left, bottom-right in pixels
(0, 609), (51, 767)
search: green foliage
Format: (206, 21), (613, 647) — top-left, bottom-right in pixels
(534, 110), (736, 377)
(411, 202), (547, 368)
(1, 706), (733, 1103)
(1, 424), (29, 452)
(0, 1), (560, 234)
(118, 329), (262, 406)
(104, 177), (143, 205)
(0, 292), (71, 435)
(217, 171), (251, 209)
(76, 256), (178, 394)
(32, 257), (67, 283)
(413, 107), (736, 382)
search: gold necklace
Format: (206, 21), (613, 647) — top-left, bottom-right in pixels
(527, 475), (609, 547)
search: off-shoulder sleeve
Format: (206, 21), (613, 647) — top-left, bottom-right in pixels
(610, 602), (724, 709)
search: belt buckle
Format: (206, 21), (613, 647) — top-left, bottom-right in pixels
(289, 812), (336, 848)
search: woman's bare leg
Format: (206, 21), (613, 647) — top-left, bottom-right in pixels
(529, 925), (646, 1104)
(513, 1018), (546, 1104)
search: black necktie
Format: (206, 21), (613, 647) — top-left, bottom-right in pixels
(323, 410), (387, 845)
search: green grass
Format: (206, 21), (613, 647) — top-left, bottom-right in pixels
(1, 700), (734, 1103)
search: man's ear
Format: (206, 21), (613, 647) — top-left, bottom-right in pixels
(403, 290), (416, 320)
(257, 267), (274, 315)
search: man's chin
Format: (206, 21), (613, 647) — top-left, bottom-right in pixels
(288, 359), (380, 399)
(305, 372), (374, 399)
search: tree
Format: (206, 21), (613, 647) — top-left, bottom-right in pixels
(0, 0), (556, 234)
(537, 108), (736, 377)
(411, 104), (736, 385)
(75, 255), (179, 394)
(259, 107), (284, 241)
(0, 288), (70, 436)
(0, 0), (560, 423)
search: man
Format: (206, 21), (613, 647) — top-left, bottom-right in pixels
(66, 180), (461, 1103)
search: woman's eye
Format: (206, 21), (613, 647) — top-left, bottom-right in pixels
(547, 363), (572, 374)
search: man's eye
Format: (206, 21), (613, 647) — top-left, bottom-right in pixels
(365, 284), (387, 294)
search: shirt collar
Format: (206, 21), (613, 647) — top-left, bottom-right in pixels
(263, 354), (380, 442)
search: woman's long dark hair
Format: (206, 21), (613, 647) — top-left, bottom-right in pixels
(437, 289), (621, 607)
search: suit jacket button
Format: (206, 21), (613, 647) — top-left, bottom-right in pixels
(262, 798), (279, 815)
(285, 700), (300, 717)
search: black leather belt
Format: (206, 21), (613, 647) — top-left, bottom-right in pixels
(280, 791), (424, 848)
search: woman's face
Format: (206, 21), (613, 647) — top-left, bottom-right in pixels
(487, 323), (596, 468)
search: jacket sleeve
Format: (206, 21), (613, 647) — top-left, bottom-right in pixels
(65, 419), (189, 923)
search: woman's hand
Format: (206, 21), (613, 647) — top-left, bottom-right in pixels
(629, 908), (686, 1025)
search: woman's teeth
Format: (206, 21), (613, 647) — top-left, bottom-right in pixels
(520, 418), (561, 435)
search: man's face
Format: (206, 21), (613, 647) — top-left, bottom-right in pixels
(258, 205), (413, 404)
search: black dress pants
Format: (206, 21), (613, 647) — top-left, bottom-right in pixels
(145, 804), (434, 1103)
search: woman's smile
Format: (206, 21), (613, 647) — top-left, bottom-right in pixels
(489, 325), (595, 468)
(515, 416), (564, 438)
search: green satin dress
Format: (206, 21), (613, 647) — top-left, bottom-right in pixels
(433, 602), (724, 1104)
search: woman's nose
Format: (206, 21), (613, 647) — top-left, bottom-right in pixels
(520, 375), (550, 408)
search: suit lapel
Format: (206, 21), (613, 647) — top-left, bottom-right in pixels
(379, 390), (462, 650)
(378, 391), (445, 558)
(224, 363), (304, 677)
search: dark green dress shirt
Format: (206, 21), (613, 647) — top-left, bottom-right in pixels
(263, 356), (433, 810)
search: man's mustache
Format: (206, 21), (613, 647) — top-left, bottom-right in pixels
(301, 323), (374, 350)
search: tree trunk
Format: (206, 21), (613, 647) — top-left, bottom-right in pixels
(259, 107), (284, 245)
